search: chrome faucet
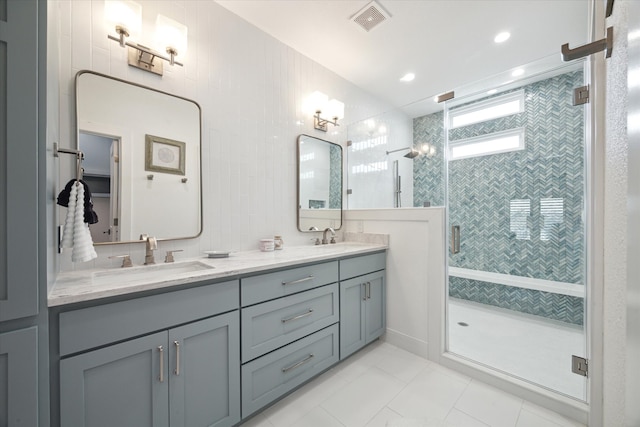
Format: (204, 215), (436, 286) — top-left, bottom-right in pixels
(140, 234), (158, 265)
(322, 227), (336, 245)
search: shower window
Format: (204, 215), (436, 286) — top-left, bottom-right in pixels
(449, 90), (524, 128)
(449, 127), (525, 160)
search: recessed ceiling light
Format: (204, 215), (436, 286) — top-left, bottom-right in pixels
(487, 89), (498, 95)
(511, 68), (524, 77)
(494, 32), (511, 43)
(400, 73), (415, 82)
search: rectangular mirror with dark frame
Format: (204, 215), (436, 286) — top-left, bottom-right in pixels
(297, 134), (342, 232)
(75, 71), (202, 244)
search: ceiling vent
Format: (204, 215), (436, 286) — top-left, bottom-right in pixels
(351, 1), (391, 32)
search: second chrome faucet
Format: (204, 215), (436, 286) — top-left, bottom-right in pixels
(322, 227), (336, 245)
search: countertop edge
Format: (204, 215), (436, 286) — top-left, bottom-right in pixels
(48, 243), (388, 307)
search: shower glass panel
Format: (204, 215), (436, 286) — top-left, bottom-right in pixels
(346, 111), (415, 209)
(444, 58), (588, 400)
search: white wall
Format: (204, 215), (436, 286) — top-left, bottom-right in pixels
(53, 0), (391, 271)
(626, 3), (640, 425)
(603, 1), (629, 426)
(344, 208), (445, 357)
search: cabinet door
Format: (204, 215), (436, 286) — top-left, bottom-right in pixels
(0, 327), (38, 427)
(169, 312), (240, 427)
(0, 0), (39, 323)
(365, 271), (386, 344)
(60, 332), (169, 427)
(339, 276), (366, 359)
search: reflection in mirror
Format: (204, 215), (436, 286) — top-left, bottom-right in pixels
(76, 71), (202, 244)
(297, 134), (342, 232)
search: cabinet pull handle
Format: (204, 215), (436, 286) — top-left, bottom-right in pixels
(158, 345), (164, 383)
(174, 341), (180, 376)
(362, 283), (367, 300)
(281, 309), (314, 323)
(282, 276), (314, 286)
(367, 282), (371, 300)
(282, 354), (315, 373)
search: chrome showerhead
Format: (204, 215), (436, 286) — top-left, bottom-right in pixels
(386, 146), (419, 159)
(403, 149), (420, 159)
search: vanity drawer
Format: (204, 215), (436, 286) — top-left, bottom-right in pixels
(241, 324), (339, 418)
(241, 283), (338, 362)
(340, 251), (386, 280)
(59, 280), (239, 356)
(241, 261), (338, 306)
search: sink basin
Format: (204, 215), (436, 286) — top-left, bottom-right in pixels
(92, 261), (214, 286)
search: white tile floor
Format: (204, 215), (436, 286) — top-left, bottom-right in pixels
(239, 340), (586, 427)
(448, 298), (586, 400)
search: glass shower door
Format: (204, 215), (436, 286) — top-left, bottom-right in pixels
(444, 59), (588, 400)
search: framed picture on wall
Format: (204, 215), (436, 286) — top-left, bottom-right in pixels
(145, 134), (186, 175)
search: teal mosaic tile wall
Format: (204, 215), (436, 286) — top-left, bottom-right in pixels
(329, 144), (342, 209)
(413, 110), (445, 207)
(413, 71), (586, 323)
(450, 277), (584, 325)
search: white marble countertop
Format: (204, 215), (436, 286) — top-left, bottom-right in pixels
(48, 240), (388, 307)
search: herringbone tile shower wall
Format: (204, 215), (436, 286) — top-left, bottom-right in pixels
(414, 71), (585, 324)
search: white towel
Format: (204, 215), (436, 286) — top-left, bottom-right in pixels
(61, 181), (97, 262)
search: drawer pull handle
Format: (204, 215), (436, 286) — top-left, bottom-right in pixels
(158, 345), (164, 383)
(174, 341), (180, 376)
(281, 309), (314, 323)
(282, 354), (315, 373)
(282, 276), (314, 286)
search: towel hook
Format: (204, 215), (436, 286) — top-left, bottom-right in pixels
(54, 142), (85, 181)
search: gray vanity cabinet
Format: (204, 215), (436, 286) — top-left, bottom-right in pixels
(60, 311), (240, 427)
(60, 331), (170, 427)
(0, 327), (38, 427)
(56, 280), (241, 427)
(240, 262), (340, 418)
(168, 313), (240, 427)
(339, 253), (386, 359)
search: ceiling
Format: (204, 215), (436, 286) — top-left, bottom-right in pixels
(215, 0), (590, 115)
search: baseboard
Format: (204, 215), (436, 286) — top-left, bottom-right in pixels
(383, 328), (429, 358)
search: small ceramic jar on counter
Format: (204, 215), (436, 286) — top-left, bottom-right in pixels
(259, 239), (275, 252)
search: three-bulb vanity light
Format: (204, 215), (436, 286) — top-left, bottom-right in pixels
(105, 0), (188, 76)
(308, 91), (345, 132)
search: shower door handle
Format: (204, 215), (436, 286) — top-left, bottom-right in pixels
(451, 225), (461, 254)
(561, 26), (613, 61)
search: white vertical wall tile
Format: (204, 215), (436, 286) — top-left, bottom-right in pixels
(57, 0), (392, 270)
(71, 0), (92, 71)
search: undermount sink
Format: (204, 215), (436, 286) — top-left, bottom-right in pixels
(92, 261), (214, 286)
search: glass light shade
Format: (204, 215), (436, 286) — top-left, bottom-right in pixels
(326, 99), (345, 120)
(104, 0), (142, 39)
(306, 91), (329, 115)
(156, 14), (188, 56)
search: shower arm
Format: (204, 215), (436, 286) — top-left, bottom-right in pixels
(386, 147), (412, 155)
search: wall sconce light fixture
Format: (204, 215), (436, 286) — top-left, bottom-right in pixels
(309, 91), (345, 132)
(421, 142), (437, 158)
(105, 1), (188, 76)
